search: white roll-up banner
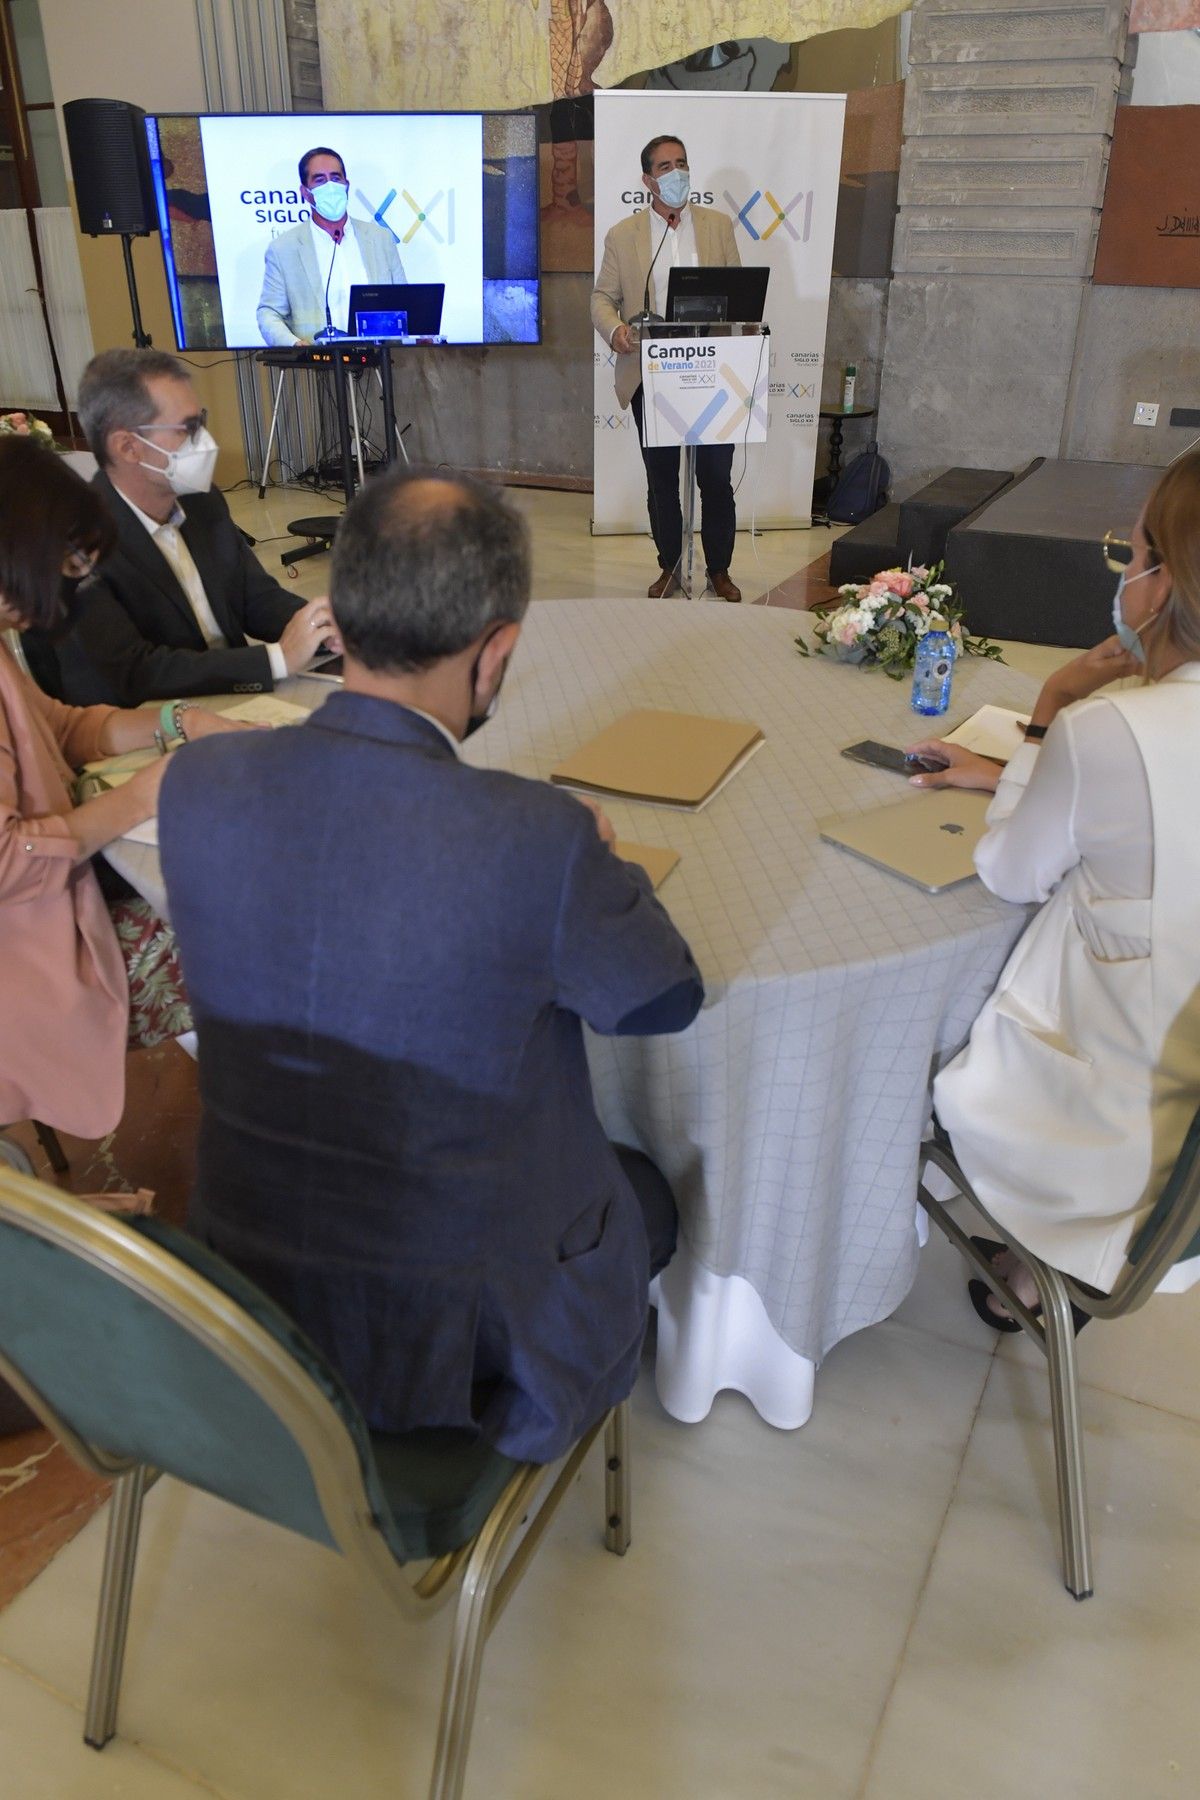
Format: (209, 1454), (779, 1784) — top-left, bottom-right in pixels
(592, 90), (844, 536)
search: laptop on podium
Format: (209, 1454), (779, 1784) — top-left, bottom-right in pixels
(348, 283), (445, 338)
(665, 265), (769, 324)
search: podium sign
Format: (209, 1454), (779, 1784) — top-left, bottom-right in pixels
(641, 332), (770, 450)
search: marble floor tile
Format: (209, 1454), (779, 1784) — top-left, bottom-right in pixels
(227, 486), (844, 611)
(0, 1653), (214, 1799)
(0, 1322), (991, 1800)
(862, 1357), (1200, 1800)
(999, 1286), (1200, 1427)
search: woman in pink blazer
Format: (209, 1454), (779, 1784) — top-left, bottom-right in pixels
(0, 437), (245, 1140)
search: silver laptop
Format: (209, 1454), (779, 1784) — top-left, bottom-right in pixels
(818, 790), (991, 894)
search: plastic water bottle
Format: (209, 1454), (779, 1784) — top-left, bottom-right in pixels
(911, 630), (956, 717)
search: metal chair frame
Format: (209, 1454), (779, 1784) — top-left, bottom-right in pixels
(918, 1133), (1200, 1601)
(0, 1170), (632, 1800)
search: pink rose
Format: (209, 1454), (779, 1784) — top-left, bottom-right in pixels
(884, 572), (915, 599)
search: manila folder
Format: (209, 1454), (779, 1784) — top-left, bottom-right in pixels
(551, 709), (763, 809)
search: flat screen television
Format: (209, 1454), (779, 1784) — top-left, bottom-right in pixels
(143, 111), (540, 351)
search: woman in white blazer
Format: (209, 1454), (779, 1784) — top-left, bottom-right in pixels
(908, 450), (1200, 1325)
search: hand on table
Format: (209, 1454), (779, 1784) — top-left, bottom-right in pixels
(574, 794), (618, 849)
(611, 324), (635, 357)
(179, 708), (261, 741)
(279, 596), (342, 674)
(906, 740), (1002, 793)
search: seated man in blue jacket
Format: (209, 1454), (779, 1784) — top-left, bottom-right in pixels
(160, 466), (704, 1463)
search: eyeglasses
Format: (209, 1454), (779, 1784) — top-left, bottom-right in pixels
(140, 408), (208, 444)
(1101, 531), (1134, 573)
(307, 172), (348, 188)
(62, 544), (100, 579)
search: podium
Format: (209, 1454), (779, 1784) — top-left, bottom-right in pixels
(639, 321), (770, 599)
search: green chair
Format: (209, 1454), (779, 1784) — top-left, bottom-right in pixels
(0, 1167), (633, 1800)
(917, 1102), (1200, 1600)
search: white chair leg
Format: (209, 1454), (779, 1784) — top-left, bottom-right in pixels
(84, 1465), (147, 1748)
(1030, 1261), (1093, 1600)
(604, 1400), (631, 1555)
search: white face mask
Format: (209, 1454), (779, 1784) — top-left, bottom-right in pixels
(655, 168), (691, 210)
(135, 426), (219, 496)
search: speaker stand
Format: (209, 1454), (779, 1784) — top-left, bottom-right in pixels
(120, 234), (152, 349)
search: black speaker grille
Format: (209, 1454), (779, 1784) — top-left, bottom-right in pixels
(63, 99), (157, 237)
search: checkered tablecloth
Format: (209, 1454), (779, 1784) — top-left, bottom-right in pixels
(465, 599), (1035, 1368)
(107, 597), (1036, 1392)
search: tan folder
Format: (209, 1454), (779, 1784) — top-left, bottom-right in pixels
(551, 709), (764, 810)
(615, 842), (680, 889)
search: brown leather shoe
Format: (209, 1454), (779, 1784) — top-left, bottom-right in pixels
(707, 569), (742, 603)
(648, 569), (681, 598)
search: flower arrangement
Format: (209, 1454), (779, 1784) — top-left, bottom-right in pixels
(0, 411), (56, 448)
(794, 563), (1003, 680)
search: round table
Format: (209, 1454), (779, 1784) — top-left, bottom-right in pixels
(106, 599), (1038, 1429)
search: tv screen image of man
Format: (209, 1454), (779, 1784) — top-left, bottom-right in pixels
(591, 133), (742, 603)
(160, 467), (704, 1463)
(256, 145), (406, 346)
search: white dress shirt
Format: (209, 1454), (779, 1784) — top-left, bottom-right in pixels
(607, 205), (699, 344)
(650, 205), (699, 320)
(307, 219), (369, 337)
(119, 489), (288, 682)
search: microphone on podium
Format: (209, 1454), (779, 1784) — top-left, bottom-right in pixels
(314, 226), (344, 343)
(628, 210), (675, 335)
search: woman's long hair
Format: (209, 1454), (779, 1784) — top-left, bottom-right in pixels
(0, 435), (115, 632)
(1143, 447), (1200, 669)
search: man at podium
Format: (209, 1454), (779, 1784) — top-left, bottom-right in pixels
(591, 134), (742, 602)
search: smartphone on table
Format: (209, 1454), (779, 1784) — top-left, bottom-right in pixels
(841, 740), (949, 776)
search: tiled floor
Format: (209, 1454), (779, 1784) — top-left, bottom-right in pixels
(4, 491), (1180, 1800)
(2, 1227), (1198, 1800)
(231, 481), (848, 611)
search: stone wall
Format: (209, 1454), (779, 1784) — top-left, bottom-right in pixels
(282, 0), (323, 112)
(876, 0), (1131, 492)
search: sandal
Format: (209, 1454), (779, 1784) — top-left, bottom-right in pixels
(966, 1237), (1091, 1336)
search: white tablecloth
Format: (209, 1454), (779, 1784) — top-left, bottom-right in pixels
(106, 598), (1037, 1428)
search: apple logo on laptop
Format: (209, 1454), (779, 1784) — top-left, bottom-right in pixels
(939, 821), (965, 836)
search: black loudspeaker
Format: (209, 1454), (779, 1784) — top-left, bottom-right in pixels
(63, 98), (157, 237)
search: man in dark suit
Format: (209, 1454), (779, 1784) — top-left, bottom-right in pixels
(160, 468), (704, 1464)
(36, 349), (336, 705)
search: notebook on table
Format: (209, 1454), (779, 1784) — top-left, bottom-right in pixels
(818, 790), (992, 894)
(551, 710), (764, 811)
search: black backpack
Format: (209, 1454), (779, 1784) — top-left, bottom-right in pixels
(827, 441), (891, 525)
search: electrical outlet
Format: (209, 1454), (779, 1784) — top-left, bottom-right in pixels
(1133, 401), (1159, 428)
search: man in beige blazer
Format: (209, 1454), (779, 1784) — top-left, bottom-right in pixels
(591, 134), (742, 601)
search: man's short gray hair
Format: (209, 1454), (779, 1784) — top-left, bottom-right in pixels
(330, 468), (532, 672)
(78, 347), (192, 466)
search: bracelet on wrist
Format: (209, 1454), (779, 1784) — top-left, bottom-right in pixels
(172, 701), (198, 741)
(1023, 723), (1048, 741)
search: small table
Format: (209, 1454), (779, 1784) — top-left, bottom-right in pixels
(819, 404), (878, 487)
